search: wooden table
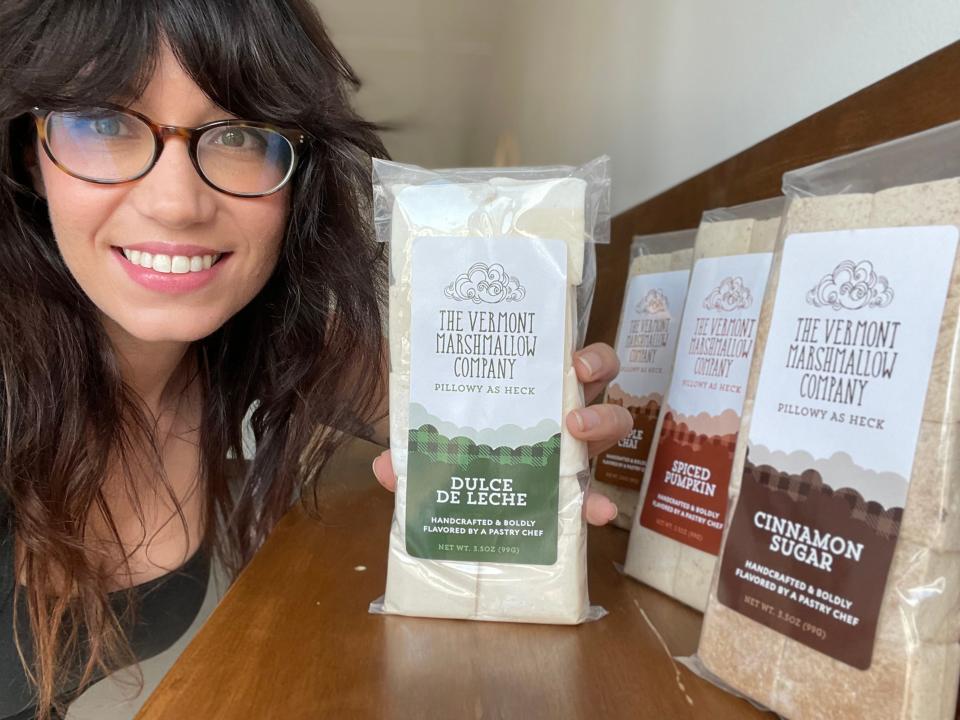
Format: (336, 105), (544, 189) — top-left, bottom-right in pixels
(136, 437), (771, 720)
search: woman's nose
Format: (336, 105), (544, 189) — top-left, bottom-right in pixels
(129, 135), (217, 230)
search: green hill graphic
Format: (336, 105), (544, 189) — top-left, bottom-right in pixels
(409, 424), (561, 468)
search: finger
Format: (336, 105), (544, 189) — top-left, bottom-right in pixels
(573, 342), (620, 405)
(565, 404), (634, 458)
(584, 490), (618, 526)
(371, 450), (397, 492)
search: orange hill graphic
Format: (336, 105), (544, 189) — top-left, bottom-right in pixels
(659, 411), (738, 455)
(663, 407), (741, 437)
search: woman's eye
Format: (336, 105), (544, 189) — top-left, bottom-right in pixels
(212, 127), (268, 151)
(219, 128), (246, 147)
(93, 117), (122, 136)
(68, 112), (134, 139)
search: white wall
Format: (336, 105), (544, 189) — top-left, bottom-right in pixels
(474, 0), (960, 213)
(316, 0), (959, 214)
(313, 0), (506, 168)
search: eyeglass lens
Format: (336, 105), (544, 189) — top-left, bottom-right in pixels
(197, 125), (293, 196)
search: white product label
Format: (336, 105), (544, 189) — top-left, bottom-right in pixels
(718, 225), (958, 670)
(638, 253), (772, 554)
(594, 268), (689, 489)
(669, 253), (773, 420)
(614, 270), (690, 393)
(409, 236), (567, 435)
(405, 235), (568, 565)
(749, 226), (957, 504)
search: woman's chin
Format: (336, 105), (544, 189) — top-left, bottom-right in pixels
(105, 311), (227, 346)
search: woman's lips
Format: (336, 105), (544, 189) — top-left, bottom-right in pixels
(113, 246), (231, 294)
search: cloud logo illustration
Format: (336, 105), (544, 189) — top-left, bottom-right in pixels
(703, 276), (753, 312)
(806, 260), (894, 311)
(444, 262), (526, 304)
(636, 288), (669, 315)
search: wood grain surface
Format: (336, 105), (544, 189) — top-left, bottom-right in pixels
(135, 437), (772, 720)
(586, 40), (960, 350)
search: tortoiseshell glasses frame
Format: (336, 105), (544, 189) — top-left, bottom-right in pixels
(31, 103), (307, 197)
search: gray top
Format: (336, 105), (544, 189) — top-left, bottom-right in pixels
(0, 493), (210, 719)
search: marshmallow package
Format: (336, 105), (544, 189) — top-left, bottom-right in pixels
(592, 229), (697, 530)
(684, 121), (960, 719)
(624, 198), (780, 611)
(369, 157), (611, 624)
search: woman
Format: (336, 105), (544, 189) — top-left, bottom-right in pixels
(0, 1), (630, 718)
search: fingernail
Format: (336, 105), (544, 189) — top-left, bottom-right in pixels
(607, 503), (619, 522)
(574, 407), (601, 431)
(577, 351), (601, 378)
(371, 456), (380, 481)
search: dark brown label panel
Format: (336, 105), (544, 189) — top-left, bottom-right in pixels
(718, 460), (900, 669)
(594, 400), (660, 489)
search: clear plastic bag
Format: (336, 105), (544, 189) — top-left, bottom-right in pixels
(623, 197), (782, 612)
(369, 157), (610, 624)
(592, 229), (697, 530)
(687, 120), (960, 719)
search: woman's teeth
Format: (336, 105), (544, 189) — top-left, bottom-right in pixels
(121, 248), (222, 274)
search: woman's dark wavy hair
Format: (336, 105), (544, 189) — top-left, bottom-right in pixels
(0, 1), (388, 716)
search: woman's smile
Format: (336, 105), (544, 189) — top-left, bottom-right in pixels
(111, 244), (232, 293)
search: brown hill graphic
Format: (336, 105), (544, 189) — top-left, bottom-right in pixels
(606, 383), (662, 411)
(744, 455), (903, 538)
(747, 445), (909, 512)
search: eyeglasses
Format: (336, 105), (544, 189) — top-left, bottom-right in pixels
(32, 104), (306, 197)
